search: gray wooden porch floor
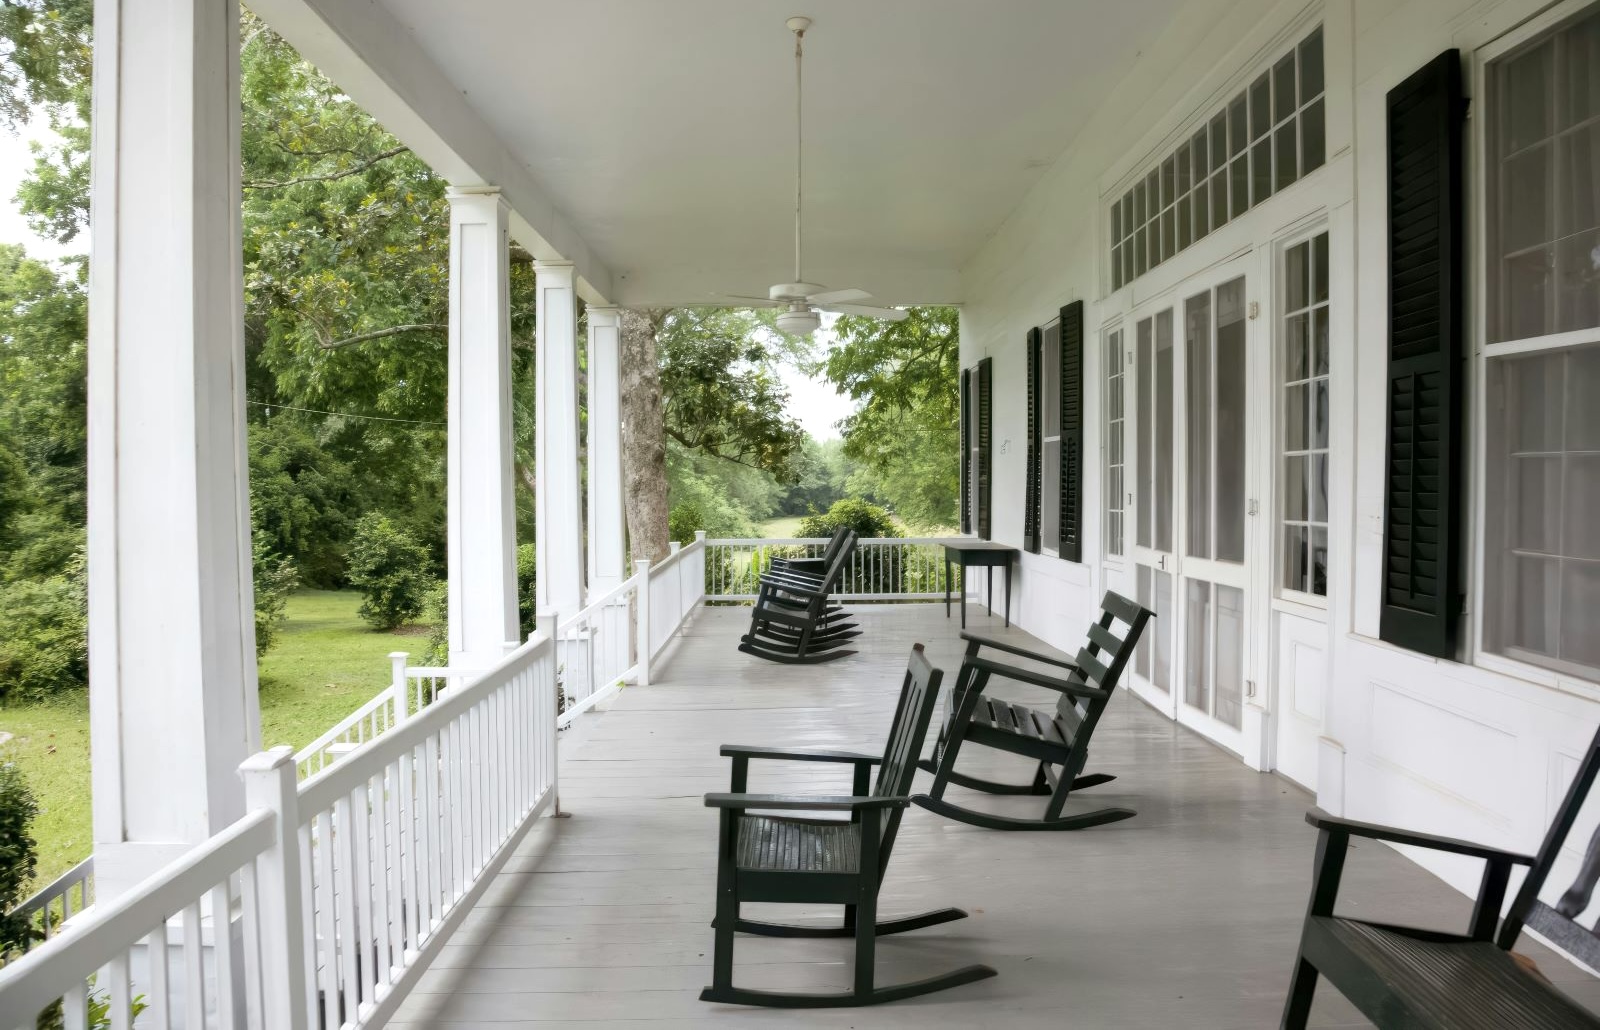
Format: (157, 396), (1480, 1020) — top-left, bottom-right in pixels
(393, 603), (1600, 1027)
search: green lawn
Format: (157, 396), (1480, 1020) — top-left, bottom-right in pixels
(0, 589), (431, 892)
(758, 516), (807, 538)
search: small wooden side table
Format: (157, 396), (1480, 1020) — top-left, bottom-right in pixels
(940, 540), (1019, 628)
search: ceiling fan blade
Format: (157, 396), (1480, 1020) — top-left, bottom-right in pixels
(714, 295), (781, 308)
(819, 303), (909, 321)
(807, 287), (872, 306)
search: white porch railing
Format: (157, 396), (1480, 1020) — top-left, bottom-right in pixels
(704, 537), (961, 602)
(294, 654), (450, 780)
(3, 857), (93, 959)
(0, 622), (561, 1030)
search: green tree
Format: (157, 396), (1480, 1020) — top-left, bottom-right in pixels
(0, 761), (39, 952)
(820, 307), (960, 529)
(0, 0), (91, 130)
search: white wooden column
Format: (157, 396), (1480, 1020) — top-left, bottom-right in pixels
(86, 0), (258, 898)
(534, 260), (585, 619)
(586, 307), (627, 596)
(446, 188), (521, 667)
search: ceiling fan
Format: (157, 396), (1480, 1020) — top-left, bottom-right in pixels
(724, 16), (908, 336)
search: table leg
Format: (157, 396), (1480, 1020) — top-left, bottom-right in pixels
(944, 558), (952, 618)
(960, 560), (967, 629)
(1005, 562), (1012, 628)
(986, 567), (993, 618)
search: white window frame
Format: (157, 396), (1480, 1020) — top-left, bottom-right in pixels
(1275, 224), (1332, 609)
(1471, 0), (1600, 695)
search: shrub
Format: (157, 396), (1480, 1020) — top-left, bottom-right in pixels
(252, 532), (299, 657)
(346, 513), (435, 630)
(0, 762), (39, 954)
(0, 575), (86, 703)
(797, 498), (902, 541)
(421, 582), (449, 667)
(797, 499), (904, 595)
(668, 503), (705, 546)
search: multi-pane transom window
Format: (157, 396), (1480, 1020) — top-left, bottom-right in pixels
(1105, 327), (1126, 557)
(1109, 27), (1325, 291)
(1282, 233), (1330, 597)
(1488, 8), (1600, 342)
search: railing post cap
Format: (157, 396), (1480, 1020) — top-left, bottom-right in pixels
(670, 541), (682, 553)
(694, 530), (707, 541)
(239, 744), (296, 773)
(388, 651), (409, 660)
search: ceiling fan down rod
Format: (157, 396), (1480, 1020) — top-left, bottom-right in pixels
(792, 17), (807, 286)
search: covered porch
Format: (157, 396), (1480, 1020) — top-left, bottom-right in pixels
(394, 604), (1600, 1027)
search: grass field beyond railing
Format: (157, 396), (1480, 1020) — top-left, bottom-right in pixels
(0, 589), (435, 894)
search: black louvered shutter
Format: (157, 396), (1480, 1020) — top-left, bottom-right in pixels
(977, 358), (993, 540)
(1023, 329), (1042, 553)
(1379, 51), (1464, 659)
(959, 369), (972, 534)
(1058, 302), (1084, 562)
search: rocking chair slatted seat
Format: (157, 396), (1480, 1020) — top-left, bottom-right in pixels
(1281, 722), (1600, 1029)
(702, 644), (997, 1008)
(913, 590), (1153, 831)
(739, 531), (861, 664)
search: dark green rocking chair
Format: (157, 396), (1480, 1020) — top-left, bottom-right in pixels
(701, 643), (998, 1007)
(913, 591), (1152, 831)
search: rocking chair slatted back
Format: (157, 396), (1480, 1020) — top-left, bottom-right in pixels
(1057, 599), (1146, 731)
(869, 644), (943, 873)
(1500, 725), (1600, 968)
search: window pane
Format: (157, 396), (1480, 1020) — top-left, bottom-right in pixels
(1154, 569), (1173, 690)
(1276, 121), (1298, 191)
(1284, 524), (1309, 593)
(1313, 307), (1330, 376)
(1512, 555), (1559, 657)
(1286, 314), (1309, 380)
(1556, 230), (1600, 333)
(1299, 28), (1324, 100)
(1503, 145), (1552, 253)
(1286, 241), (1310, 311)
(1566, 455), (1600, 559)
(1177, 146), (1192, 196)
(1311, 527), (1328, 596)
(1187, 291), (1213, 559)
(1274, 54), (1297, 123)
(1136, 565), (1153, 679)
(1194, 179), (1210, 240)
(1504, 247), (1553, 340)
(1501, 39), (1553, 155)
(1185, 579), (1212, 712)
(1565, 15), (1600, 127)
(1285, 455), (1308, 520)
(1211, 112), (1229, 171)
(1309, 453), (1328, 522)
(1161, 206), (1176, 263)
(1042, 439), (1061, 547)
(1192, 129), (1209, 180)
(1285, 383), (1308, 451)
(1560, 124), (1600, 235)
(1161, 156), (1176, 210)
(1229, 94), (1248, 156)
(1216, 585), (1245, 728)
(1569, 347), (1600, 449)
(1252, 140), (1273, 203)
(1250, 73), (1272, 140)
(1230, 158), (1248, 218)
(1301, 97), (1326, 173)
(1178, 195), (1192, 252)
(1134, 180), (1146, 225)
(1113, 246), (1124, 291)
(1211, 171), (1230, 228)
(1312, 378), (1329, 450)
(1564, 561), (1600, 668)
(1216, 278), (1248, 563)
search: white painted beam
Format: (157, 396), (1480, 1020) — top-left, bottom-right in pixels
(585, 308), (626, 596)
(534, 261), (585, 620)
(446, 188), (522, 667)
(247, 0), (614, 304)
(87, 0), (259, 898)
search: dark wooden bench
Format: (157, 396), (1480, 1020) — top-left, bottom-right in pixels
(913, 590), (1152, 831)
(738, 531), (860, 664)
(1282, 723), (1600, 1028)
(701, 643), (997, 1007)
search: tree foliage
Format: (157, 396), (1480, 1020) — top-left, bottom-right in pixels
(0, 761), (39, 952)
(346, 513), (434, 631)
(820, 307), (961, 529)
(0, 0), (90, 130)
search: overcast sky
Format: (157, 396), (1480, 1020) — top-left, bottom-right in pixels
(0, 122), (73, 262)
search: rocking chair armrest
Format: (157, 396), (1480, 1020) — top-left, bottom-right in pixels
(719, 744), (881, 766)
(960, 631), (1079, 671)
(757, 576), (826, 599)
(1304, 811), (1536, 865)
(704, 792), (909, 812)
(966, 656), (1107, 701)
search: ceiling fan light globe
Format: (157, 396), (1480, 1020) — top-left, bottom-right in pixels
(775, 308), (821, 337)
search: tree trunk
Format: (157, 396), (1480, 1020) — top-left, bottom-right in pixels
(620, 309), (670, 564)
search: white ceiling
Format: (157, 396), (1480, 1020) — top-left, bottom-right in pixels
(377, 0), (1184, 307)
